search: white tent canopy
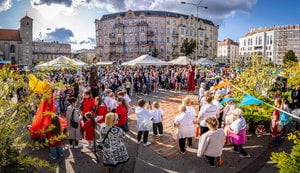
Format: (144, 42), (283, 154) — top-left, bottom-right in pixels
(122, 54), (171, 66)
(96, 61), (115, 66)
(198, 58), (218, 66)
(169, 56), (195, 65)
(35, 56), (87, 69)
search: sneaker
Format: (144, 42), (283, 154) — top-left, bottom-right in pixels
(240, 154), (251, 158)
(74, 144), (83, 149)
(49, 154), (57, 160)
(180, 150), (186, 154)
(87, 145), (93, 149)
(143, 142), (151, 146)
(210, 165), (217, 168)
(137, 140), (142, 144)
(153, 134), (158, 137)
(158, 134), (163, 137)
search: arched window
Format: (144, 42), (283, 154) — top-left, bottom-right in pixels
(10, 45), (15, 53)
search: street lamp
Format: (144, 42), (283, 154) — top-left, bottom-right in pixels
(181, 1), (208, 62)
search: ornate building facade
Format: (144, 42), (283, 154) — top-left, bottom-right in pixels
(95, 10), (218, 62)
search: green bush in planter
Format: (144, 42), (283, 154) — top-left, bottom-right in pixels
(271, 132), (300, 173)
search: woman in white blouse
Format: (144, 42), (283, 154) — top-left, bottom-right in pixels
(182, 97), (197, 117)
(197, 117), (225, 167)
(174, 105), (197, 154)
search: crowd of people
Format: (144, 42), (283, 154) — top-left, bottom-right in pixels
(25, 60), (300, 172)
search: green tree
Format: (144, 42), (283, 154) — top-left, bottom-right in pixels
(271, 132), (300, 173)
(0, 68), (63, 172)
(181, 38), (196, 56)
(283, 50), (298, 64)
(152, 47), (159, 57)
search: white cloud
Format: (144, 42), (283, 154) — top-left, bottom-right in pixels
(30, 0), (76, 19)
(0, 0), (12, 12)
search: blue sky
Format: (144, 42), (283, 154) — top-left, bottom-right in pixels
(0, 0), (299, 50)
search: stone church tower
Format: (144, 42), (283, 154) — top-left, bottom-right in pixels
(19, 15), (33, 66)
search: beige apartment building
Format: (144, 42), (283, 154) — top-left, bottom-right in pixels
(95, 10), (218, 62)
(217, 39), (239, 65)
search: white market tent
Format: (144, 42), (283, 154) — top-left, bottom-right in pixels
(35, 56), (87, 69)
(122, 54), (171, 66)
(198, 58), (218, 66)
(96, 61), (115, 66)
(169, 56), (195, 65)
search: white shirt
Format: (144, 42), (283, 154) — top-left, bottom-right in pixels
(174, 112), (195, 138)
(151, 109), (163, 123)
(230, 116), (246, 134)
(124, 94), (131, 104)
(199, 103), (219, 127)
(186, 106), (197, 117)
(199, 88), (205, 98)
(104, 96), (117, 110)
(212, 100), (223, 110)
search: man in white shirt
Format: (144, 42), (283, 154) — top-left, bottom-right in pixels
(198, 96), (219, 135)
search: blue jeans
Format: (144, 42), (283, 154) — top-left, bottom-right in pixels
(50, 145), (64, 159)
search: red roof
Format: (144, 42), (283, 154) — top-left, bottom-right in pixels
(0, 29), (21, 41)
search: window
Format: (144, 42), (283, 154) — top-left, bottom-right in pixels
(199, 31), (203, 37)
(167, 20), (170, 24)
(180, 38), (184, 43)
(173, 20), (176, 25)
(155, 27), (158, 33)
(141, 27), (145, 32)
(190, 30), (193, 36)
(270, 36), (273, 44)
(155, 37), (158, 43)
(180, 28), (184, 35)
(10, 45), (15, 53)
(258, 36), (262, 45)
(161, 37), (165, 43)
(173, 38), (176, 43)
(172, 28), (176, 34)
(167, 28), (170, 34)
(167, 37), (170, 43)
(186, 29), (188, 36)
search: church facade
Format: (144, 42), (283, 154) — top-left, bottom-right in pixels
(0, 15), (71, 67)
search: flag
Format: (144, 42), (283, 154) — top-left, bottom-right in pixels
(213, 81), (232, 90)
(239, 94), (263, 106)
(220, 97), (234, 105)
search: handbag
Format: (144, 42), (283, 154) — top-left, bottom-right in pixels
(97, 128), (112, 150)
(70, 109), (78, 128)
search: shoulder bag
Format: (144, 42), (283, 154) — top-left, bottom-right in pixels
(70, 108), (79, 128)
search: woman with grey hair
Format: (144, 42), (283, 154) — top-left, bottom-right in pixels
(228, 108), (250, 158)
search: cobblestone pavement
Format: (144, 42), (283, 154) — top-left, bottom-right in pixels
(28, 89), (289, 173)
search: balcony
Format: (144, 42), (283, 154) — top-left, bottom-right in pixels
(116, 41), (125, 45)
(110, 42), (116, 45)
(147, 40), (154, 44)
(139, 41), (147, 44)
(147, 31), (154, 35)
(172, 32), (178, 36)
(138, 21), (148, 26)
(113, 23), (124, 28)
(109, 33), (115, 38)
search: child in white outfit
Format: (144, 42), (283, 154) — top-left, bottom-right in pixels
(151, 102), (163, 136)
